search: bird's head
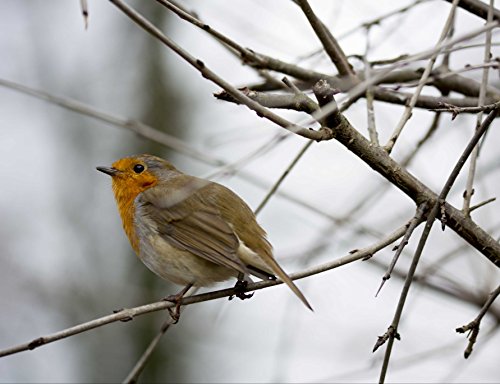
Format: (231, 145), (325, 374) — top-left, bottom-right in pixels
(97, 154), (178, 200)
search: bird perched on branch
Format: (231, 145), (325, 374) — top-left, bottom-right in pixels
(97, 154), (311, 310)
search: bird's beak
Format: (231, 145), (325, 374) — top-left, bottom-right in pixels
(96, 166), (119, 177)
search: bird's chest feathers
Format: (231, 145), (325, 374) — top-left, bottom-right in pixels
(112, 182), (150, 253)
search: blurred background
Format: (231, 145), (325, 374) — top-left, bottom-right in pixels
(0, 0), (499, 382)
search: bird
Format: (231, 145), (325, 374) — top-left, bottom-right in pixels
(97, 154), (312, 310)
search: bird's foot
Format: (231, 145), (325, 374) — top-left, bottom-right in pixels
(229, 279), (254, 301)
(163, 283), (192, 324)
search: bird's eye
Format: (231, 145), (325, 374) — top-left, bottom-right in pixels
(133, 164), (145, 174)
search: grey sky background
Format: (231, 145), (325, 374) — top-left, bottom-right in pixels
(0, 0), (499, 382)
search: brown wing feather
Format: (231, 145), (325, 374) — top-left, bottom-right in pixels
(138, 182), (249, 275)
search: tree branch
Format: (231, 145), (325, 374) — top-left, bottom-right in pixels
(109, 0), (333, 141)
(294, 0), (355, 77)
(310, 84), (500, 268)
(444, 0), (500, 21)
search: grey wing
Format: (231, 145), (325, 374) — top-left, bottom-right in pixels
(138, 190), (249, 275)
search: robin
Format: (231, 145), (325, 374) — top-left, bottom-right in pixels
(97, 154), (312, 310)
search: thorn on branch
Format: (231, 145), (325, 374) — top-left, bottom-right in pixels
(373, 326), (400, 353)
(470, 197), (496, 212)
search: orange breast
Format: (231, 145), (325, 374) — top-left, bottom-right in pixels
(112, 180), (142, 253)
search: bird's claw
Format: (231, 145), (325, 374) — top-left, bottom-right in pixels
(163, 294), (182, 324)
(229, 279), (254, 301)
(162, 283), (192, 324)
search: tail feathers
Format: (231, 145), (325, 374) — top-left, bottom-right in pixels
(257, 253), (313, 311)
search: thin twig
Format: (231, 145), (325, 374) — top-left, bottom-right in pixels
(470, 197), (496, 211)
(303, 20), (499, 128)
(370, 257), (500, 322)
(252, 76), (324, 213)
(203, 133), (288, 180)
(377, 108), (499, 383)
(456, 284), (500, 358)
(0, 78), (220, 166)
(247, 24), (500, 109)
(363, 26), (379, 145)
(375, 203), (428, 297)
(80, 0), (88, 29)
(221, 85), (494, 116)
(444, 0), (500, 21)
(462, 0), (494, 217)
(254, 140), (313, 216)
(122, 317), (175, 384)
(294, 0), (355, 77)
(253, 78), (316, 216)
(109, 0), (332, 141)
(431, 100), (500, 117)
(215, 87), (319, 114)
(399, 62), (500, 90)
(155, 0), (249, 59)
(383, 0), (460, 154)
(297, 0), (430, 63)
(0, 219), (410, 359)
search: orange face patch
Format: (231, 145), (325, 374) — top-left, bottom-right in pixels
(109, 157), (159, 253)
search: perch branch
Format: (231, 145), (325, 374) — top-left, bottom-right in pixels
(0, 219), (410, 359)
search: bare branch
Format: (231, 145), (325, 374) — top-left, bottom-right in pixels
(430, 100), (500, 117)
(443, 0), (500, 21)
(463, 0), (495, 216)
(384, 0), (460, 154)
(80, 0), (88, 29)
(294, 0), (355, 77)
(310, 83), (500, 267)
(255, 140), (313, 216)
(363, 27), (379, 145)
(312, 79), (342, 128)
(0, 78), (221, 166)
(377, 108), (499, 383)
(370, 258), (500, 322)
(215, 88), (319, 115)
(109, 0), (333, 141)
(122, 317), (175, 383)
(375, 203), (428, 297)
